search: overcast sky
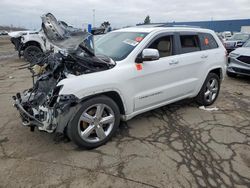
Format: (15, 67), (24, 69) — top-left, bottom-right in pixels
(1, 0), (250, 29)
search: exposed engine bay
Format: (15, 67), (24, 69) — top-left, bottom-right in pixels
(13, 13), (115, 133)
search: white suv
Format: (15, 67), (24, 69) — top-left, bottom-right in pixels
(56, 27), (226, 148)
(14, 25), (227, 148)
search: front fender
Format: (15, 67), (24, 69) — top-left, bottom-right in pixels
(57, 70), (121, 98)
(22, 37), (46, 51)
(55, 89), (127, 133)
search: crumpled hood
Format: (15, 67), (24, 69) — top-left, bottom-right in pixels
(231, 47), (250, 56)
(41, 13), (94, 55)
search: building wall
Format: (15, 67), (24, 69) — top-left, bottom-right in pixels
(168, 19), (250, 32)
(138, 19), (250, 32)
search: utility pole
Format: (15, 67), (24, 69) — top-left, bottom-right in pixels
(93, 9), (95, 27)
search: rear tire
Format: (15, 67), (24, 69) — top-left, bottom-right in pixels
(68, 96), (120, 149)
(23, 45), (43, 63)
(196, 73), (220, 106)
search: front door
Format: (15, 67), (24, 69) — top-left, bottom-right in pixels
(133, 32), (206, 111)
(132, 34), (184, 111)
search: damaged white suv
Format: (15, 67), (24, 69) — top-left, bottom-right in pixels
(14, 19), (226, 148)
(60, 27), (226, 147)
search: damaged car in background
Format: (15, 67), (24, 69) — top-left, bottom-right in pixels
(8, 20), (80, 63)
(13, 13), (226, 148)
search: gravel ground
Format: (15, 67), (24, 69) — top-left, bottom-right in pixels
(0, 36), (250, 188)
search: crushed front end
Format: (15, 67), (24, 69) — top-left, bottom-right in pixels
(13, 86), (79, 133)
(12, 13), (115, 135)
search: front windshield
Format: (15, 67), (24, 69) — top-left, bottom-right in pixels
(95, 32), (148, 61)
(243, 40), (250, 47)
(230, 34), (250, 41)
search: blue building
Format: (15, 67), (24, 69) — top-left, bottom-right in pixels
(138, 19), (250, 32)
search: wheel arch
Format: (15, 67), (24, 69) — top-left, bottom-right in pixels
(195, 68), (222, 106)
(208, 67), (223, 81)
(57, 91), (126, 140)
(22, 41), (43, 51)
(195, 66), (223, 99)
(79, 91), (126, 115)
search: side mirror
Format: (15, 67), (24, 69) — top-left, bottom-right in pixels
(136, 48), (160, 63)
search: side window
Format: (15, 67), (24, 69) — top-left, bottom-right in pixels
(200, 33), (219, 50)
(148, 36), (173, 58)
(180, 35), (201, 54)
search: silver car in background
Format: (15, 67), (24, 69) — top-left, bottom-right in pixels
(224, 33), (250, 53)
(227, 40), (250, 77)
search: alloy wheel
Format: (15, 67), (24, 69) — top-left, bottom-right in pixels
(78, 103), (115, 143)
(204, 78), (219, 103)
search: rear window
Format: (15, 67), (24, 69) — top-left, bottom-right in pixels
(200, 33), (219, 50)
(180, 35), (201, 54)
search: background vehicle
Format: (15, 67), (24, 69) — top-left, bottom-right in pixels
(221, 31), (232, 42)
(14, 16), (226, 148)
(227, 39), (250, 77)
(0, 31), (8, 35)
(9, 30), (47, 62)
(9, 21), (81, 63)
(91, 22), (111, 35)
(224, 33), (250, 53)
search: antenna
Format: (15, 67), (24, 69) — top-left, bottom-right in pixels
(93, 9), (95, 27)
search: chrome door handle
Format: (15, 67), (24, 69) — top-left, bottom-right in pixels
(169, 60), (179, 65)
(201, 54), (208, 59)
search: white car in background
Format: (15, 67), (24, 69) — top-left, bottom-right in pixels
(221, 31), (232, 41)
(8, 21), (80, 63)
(8, 30), (52, 62)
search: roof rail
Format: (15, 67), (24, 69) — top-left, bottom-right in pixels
(136, 24), (202, 28)
(158, 24), (202, 28)
(135, 24), (166, 28)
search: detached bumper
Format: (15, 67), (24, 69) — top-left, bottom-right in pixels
(12, 95), (43, 127)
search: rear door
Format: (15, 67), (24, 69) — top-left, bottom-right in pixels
(171, 32), (208, 96)
(198, 32), (222, 82)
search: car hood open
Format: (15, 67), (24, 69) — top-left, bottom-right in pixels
(41, 13), (95, 55)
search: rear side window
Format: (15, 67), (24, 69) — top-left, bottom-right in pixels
(200, 33), (219, 50)
(180, 35), (201, 54)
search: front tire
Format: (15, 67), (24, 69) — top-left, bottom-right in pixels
(196, 73), (220, 106)
(23, 45), (43, 63)
(68, 96), (120, 149)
